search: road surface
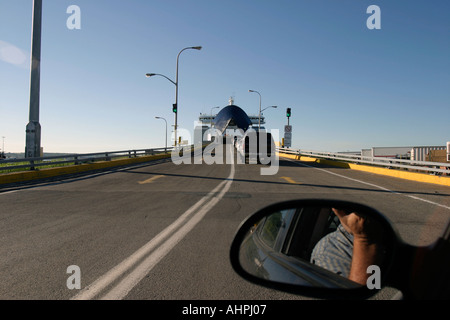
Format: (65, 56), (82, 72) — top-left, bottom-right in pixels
(1, 152), (449, 300)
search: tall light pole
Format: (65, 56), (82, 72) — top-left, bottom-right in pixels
(26, 0), (42, 158)
(146, 46), (202, 147)
(155, 116), (167, 151)
(146, 73), (174, 146)
(174, 46), (202, 146)
(248, 89), (261, 131)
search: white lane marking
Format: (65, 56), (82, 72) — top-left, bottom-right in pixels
(0, 190), (18, 195)
(407, 195), (450, 210)
(72, 151), (235, 300)
(286, 158), (450, 211)
(100, 164), (235, 300)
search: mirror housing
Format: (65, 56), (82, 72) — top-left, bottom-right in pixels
(230, 199), (401, 299)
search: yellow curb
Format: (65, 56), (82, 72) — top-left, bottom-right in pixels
(277, 152), (450, 187)
(0, 153), (171, 185)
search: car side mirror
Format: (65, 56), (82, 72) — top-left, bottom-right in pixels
(230, 199), (400, 299)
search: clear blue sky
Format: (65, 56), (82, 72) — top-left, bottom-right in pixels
(1, 0), (449, 153)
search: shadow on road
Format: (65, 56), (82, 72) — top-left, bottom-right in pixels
(120, 163), (450, 198)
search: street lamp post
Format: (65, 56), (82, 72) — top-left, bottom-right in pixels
(248, 90), (261, 131)
(146, 46), (202, 147)
(174, 46), (202, 147)
(155, 117), (167, 151)
(26, 0), (43, 158)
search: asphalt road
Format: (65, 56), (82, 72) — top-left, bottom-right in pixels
(1, 152), (449, 300)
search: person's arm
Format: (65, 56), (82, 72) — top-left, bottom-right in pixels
(348, 235), (380, 285)
(332, 209), (383, 285)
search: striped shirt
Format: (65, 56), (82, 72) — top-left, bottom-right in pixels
(310, 224), (354, 277)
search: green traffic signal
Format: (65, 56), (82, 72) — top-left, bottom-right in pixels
(286, 107), (291, 118)
(173, 103), (177, 113)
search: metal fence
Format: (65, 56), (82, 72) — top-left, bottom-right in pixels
(277, 147), (450, 175)
(0, 147), (172, 173)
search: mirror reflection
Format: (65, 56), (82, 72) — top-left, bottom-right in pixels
(238, 205), (389, 289)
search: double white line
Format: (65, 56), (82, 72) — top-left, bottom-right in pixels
(72, 161), (235, 300)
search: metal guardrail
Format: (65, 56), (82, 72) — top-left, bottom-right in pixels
(0, 147), (173, 173)
(277, 147), (450, 175)
(3, 145), (448, 176)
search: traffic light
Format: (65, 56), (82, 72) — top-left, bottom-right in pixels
(286, 107), (291, 118)
(172, 103), (177, 113)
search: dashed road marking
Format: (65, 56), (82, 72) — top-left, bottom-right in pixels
(281, 176), (301, 184)
(138, 175), (165, 184)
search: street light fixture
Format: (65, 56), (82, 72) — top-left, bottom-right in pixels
(248, 89), (262, 131)
(260, 106), (277, 130)
(146, 46), (202, 147)
(155, 117), (167, 151)
(261, 105), (277, 112)
(145, 73), (176, 85)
